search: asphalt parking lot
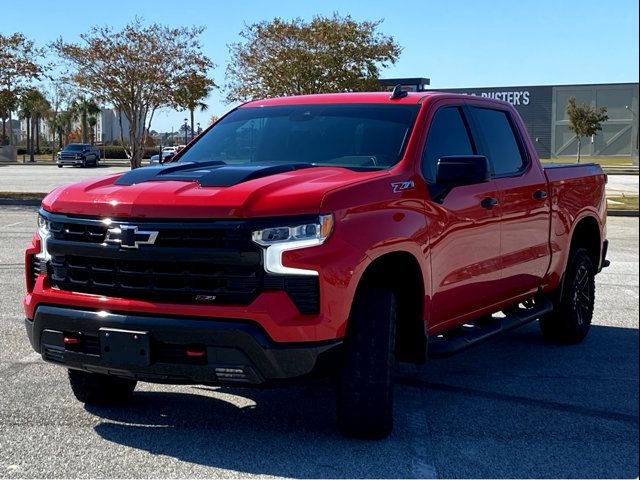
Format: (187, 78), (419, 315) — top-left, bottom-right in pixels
(0, 206), (637, 478)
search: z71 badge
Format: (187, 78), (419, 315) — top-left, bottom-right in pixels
(390, 180), (415, 193)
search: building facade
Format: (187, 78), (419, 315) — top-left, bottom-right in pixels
(380, 80), (639, 161)
(432, 83), (639, 161)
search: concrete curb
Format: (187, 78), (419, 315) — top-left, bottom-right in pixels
(0, 192), (46, 206)
(607, 210), (640, 217)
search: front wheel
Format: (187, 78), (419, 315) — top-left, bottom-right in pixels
(337, 286), (396, 439)
(539, 248), (595, 344)
(68, 369), (137, 404)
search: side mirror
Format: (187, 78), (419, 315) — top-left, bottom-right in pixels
(436, 155), (490, 188)
(430, 155), (491, 203)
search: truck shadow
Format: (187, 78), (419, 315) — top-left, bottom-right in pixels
(88, 323), (639, 478)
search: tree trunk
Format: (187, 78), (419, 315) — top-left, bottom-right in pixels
(25, 117), (31, 162)
(81, 110), (87, 144)
(1, 118), (5, 144)
(35, 115), (41, 153)
(577, 137), (581, 163)
(30, 116), (36, 162)
(190, 108), (195, 143)
(8, 111), (13, 145)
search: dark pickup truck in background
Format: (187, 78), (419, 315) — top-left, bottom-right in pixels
(56, 143), (100, 168)
(25, 90), (608, 439)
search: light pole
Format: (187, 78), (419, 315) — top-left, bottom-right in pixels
(197, 122), (201, 136)
(183, 118), (188, 145)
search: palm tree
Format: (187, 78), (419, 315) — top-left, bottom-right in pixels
(70, 97), (101, 144)
(30, 90), (51, 153)
(173, 73), (214, 142)
(18, 88), (40, 162)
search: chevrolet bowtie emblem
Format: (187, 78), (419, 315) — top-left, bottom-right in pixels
(105, 225), (159, 249)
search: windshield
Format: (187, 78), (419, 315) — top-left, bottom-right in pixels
(64, 144), (87, 151)
(177, 104), (420, 170)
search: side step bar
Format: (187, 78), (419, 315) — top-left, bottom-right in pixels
(428, 299), (554, 359)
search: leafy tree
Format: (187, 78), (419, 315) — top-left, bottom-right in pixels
(225, 14), (401, 103)
(566, 96), (609, 162)
(0, 89), (18, 145)
(53, 19), (213, 168)
(0, 33), (46, 145)
(173, 72), (214, 142)
(209, 114), (219, 125)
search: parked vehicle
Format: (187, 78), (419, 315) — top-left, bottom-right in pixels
(149, 146), (185, 165)
(25, 91), (608, 439)
(149, 148), (177, 165)
(56, 144), (100, 168)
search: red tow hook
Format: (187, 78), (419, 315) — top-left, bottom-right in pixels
(185, 347), (206, 358)
(63, 336), (82, 346)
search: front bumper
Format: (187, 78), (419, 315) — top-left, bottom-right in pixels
(26, 305), (343, 385)
(57, 158), (84, 166)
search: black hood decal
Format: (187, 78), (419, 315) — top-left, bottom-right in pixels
(114, 161), (314, 187)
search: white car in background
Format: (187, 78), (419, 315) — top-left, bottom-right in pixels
(149, 146), (183, 165)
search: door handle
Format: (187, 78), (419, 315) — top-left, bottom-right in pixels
(533, 190), (548, 200)
(481, 197), (499, 208)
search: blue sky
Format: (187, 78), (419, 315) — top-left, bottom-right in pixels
(3, 0), (638, 132)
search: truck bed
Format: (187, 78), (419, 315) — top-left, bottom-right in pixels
(542, 161), (607, 288)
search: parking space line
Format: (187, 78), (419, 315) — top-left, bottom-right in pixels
(2, 221), (26, 229)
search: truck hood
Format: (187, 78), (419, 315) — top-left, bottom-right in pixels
(42, 162), (388, 218)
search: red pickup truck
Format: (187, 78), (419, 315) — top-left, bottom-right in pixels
(24, 90), (608, 439)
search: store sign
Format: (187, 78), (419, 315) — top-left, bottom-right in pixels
(457, 90), (531, 106)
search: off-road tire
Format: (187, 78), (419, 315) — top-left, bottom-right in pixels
(68, 369), (137, 404)
(337, 286), (396, 439)
(539, 248), (595, 344)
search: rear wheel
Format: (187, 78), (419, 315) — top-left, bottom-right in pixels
(68, 369), (137, 404)
(539, 248), (595, 344)
(337, 286), (396, 439)
(57, 164), (63, 168)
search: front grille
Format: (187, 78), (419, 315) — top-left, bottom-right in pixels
(54, 223), (106, 243)
(42, 212), (320, 313)
(50, 255), (261, 305)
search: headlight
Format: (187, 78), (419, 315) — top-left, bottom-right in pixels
(36, 214), (51, 261)
(252, 215), (333, 245)
(252, 214), (333, 275)
(37, 214), (50, 237)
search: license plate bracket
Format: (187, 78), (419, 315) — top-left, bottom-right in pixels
(99, 328), (151, 366)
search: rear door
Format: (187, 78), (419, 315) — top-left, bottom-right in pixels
(468, 105), (551, 301)
(423, 104), (503, 329)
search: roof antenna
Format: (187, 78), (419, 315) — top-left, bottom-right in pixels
(389, 84), (408, 100)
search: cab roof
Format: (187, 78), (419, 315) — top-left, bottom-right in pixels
(239, 91), (516, 109)
(240, 91), (436, 107)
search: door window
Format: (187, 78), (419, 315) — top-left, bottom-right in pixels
(421, 107), (475, 183)
(472, 108), (527, 176)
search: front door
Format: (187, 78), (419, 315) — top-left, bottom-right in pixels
(422, 105), (503, 330)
